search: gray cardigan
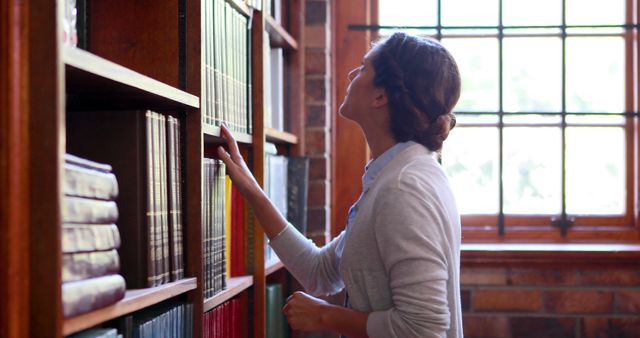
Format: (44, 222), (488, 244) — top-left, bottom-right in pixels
(270, 144), (462, 338)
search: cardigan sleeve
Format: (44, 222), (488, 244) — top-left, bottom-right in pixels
(366, 186), (451, 338)
(269, 223), (345, 296)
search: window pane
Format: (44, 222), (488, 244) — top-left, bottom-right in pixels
(455, 114), (499, 125)
(503, 0), (561, 26)
(566, 127), (626, 215)
(566, 114), (626, 125)
(504, 38), (562, 113)
(504, 128), (561, 214)
(566, 37), (625, 114)
(378, 0), (438, 27)
(442, 127), (499, 214)
(442, 38), (499, 112)
(566, 0), (625, 26)
(441, 0), (498, 27)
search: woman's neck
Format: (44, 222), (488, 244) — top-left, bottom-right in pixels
(363, 126), (397, 160)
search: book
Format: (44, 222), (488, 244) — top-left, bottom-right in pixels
(287, 157), (309, 235)
(63, 249), (120, 282)
(166, 116), (184, 281)
(64, 161), (118, 201)
(62, 224), (121, 253)
(266, 284), (285, 338)
(67, 328), (119, 338)
(63, 197), (118, 224)
(62, 274), (126, 318)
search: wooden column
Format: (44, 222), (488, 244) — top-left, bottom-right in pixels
(251, 8), (267, 338)
(331, 0), (373, 236)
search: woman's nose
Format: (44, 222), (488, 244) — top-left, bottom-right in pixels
(347, 68), (357, 81)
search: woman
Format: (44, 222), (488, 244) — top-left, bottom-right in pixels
(218, 32), (462, 338)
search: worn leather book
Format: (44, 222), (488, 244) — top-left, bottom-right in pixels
(63, 196), (118, 224)
(64, 159), (118, 201)
(62, 274), (126, 318)
(62, 224), (121, 253)
(62, 249), (120, 282)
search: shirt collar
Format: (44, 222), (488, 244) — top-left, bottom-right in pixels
(362, 141), (417, 192)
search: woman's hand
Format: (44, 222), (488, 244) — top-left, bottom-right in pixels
(283, 291), (331, 332)
(217, 124), (262, 201)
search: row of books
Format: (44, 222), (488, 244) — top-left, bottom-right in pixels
(203, 0), (252, 134)
(264, 144), (309, 262)
(203, 298), (244, 338)
(63, 154), (126, 318)
(67, 110), (184, 289)
(69, 302), (193, 338)
(203, 159), (228, 298)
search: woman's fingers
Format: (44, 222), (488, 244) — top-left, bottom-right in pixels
(219, 123), (242, 161)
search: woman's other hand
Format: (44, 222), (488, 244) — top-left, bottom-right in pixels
(283, 291), (331, 332)
(217, 124), (262, 201)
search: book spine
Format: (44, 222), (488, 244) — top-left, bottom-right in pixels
(64, 153), (112, 172)
(174, 118), (184, 280)
(62, 274), (126, 318)
(62, 224), (121, 253)
(159, 114), (170, 285)
(146, 111), (157, 287)
(62, 249), (120, 282)
(64, 163), (119, 200)
(63, 197), (119, 224)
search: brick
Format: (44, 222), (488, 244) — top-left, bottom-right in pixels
(474, 289), (542, 312)
(305, 77), (326, 102)
(304, 25), (327, 49)
(510, 317), (576, 338)
(461, 267), (508, 286)
(462, 315), (509, 338)
(508, 268), (578, 286)
(305, 49), (328, 75)
(544, 290), (614, 314)
(307, 180), (328, 206)
(461, 289), (472, 312)
(309, 156), (329, 180)
(581, 317), (640, 338)
(305, 104), (328, 128)
(305, 129), (328, 154)
(616, 290), (640, 313)
(580, 269), (640, 286)
(306, 207), (328, 233)
(305, 1), (327, 25)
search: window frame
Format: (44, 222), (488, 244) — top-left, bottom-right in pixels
(369, 0), (640, 242)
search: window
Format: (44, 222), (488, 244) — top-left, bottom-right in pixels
(376, 0), (639, 240)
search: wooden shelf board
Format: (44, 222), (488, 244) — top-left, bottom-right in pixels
(265, 15), (298, 50)
(265, 128), (298, 145)
(203, 124), (253, 145)
(64, 46), (199, 110)
(265, 257), (285, 276)
(203, 275), (254, 312)
(226, 0), (251, 17)
(63, 278), (197, 336)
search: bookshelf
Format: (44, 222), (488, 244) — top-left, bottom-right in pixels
(2, 0), (305, 336)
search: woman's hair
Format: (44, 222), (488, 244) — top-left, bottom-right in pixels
(371, 32), (461, 151)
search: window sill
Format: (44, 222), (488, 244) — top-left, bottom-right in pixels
(461, 243), (640, 267)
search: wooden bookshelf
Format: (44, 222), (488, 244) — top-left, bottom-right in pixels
(203, 124), (254, 145)
(64, 47), (199, 110)
(266, 15), (299, 50)
(265, 257), (285, 276)
(265, 128), (299, 145)
(63, 278), (197, 336)
(3, 0), (306, 336)
(203, 276), (254, 312)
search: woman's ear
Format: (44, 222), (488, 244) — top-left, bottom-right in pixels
(371, 88), (388, 109)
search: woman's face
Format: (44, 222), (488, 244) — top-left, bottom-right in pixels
(338, 49), (379, 123)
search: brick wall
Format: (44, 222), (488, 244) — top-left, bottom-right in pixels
(304, 0), (331, 246)
(462, 266), (640, 338)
